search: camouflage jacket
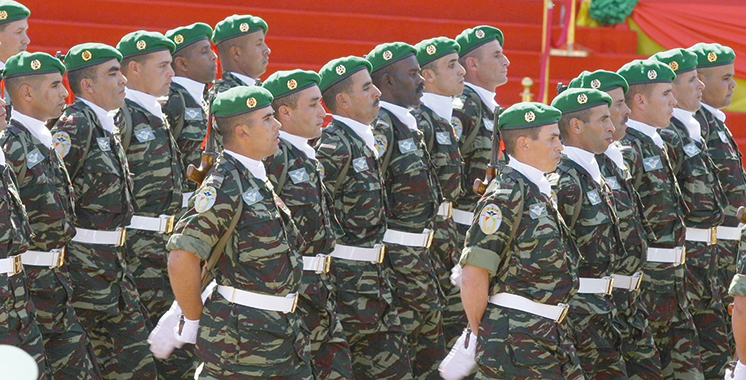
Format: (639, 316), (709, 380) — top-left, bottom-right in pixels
(373, 108), (440, 232)
(694, 107), (746, 227)
(162, 82), (208, 194)
(51, 99), (134, 230)
(661, 118), (725, 228)
(203, 72), (247, 107)
(452, 85), (503, 212)
(414, 104), (463, 203)
(0, 163), (30, 258)
(115, 99), (183, 217)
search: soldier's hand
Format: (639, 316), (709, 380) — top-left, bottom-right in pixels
(438, 328), (478, 380)
(725, 360), (746, 380)
(148, 301), (184, 359)
(174, 316), (200, 345)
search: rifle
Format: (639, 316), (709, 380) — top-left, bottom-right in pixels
(473, 109), (500, 195)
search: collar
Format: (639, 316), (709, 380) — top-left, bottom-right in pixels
(562, 146), (602, 184)
(507, 155), (552, 196)
(604, 143), (625, 170)
(421, 92), (453, 122)
(380, 101), (417, 131)
(229, 72), (257, 86)
(672, 107), (702, 143)
(125, 87), (163, 120)
(279, 130), (315, 160)
(626, 118), (664, 148)
(12, 111), (52, 148)
(0, 146), (5, 166)
(0, 61), (5, 70)
(332, 114), (378, 158)
(79, 97), (116, 133)
(701, 102), (726, 123)
(224, 149), (267, 182)
(465, 82), (498, 112)
(172, 76), (206, 106)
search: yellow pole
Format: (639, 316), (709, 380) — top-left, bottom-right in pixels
(521, 77), (534, 102)
(568, 0), (577, 52)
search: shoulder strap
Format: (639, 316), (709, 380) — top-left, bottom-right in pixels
(71, 107), (97, 180)
(119, 104), (134, 152)
(275, 143), (289, 195)
(565, 167), (584, 231)
(631, 138), (644, 190)
(460, 90), (484, 153)
(503, 178), (524, 257)
(171, 89), (187, 141)
(332, 127), (353, 199)
(379, 116), (396, 175)
(12, 127), (29, 187)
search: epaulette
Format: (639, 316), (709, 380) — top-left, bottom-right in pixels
(323, 123), (338, 134)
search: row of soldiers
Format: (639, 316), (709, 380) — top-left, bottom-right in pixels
(0, 1), (746, 380)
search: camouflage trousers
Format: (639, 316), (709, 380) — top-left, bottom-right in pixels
(126, 229), (199, 380)
(476, 305), (585, 380)
(567, 310), (627, 379)
(685, 241), (731, 380)
(1, 276), (49, 379)
(432, 217), (467, 349)
(611, 289), (662, 380)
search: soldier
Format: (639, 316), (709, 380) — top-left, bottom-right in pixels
(651, 48), (730, 380)
(166, 86), (313, 380)
(50, 43), (158, 379)
(457, 102), (583, 379)
(617, 59), (703, 380)
(0, 1), (30, 116)
(366, 42), (444, 380)
(412, 36), (467, 349)
(315, 56), (413, 380)
(567, 69), (663, 380)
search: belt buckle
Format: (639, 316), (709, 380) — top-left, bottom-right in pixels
(633, 271), (644, 291)
(51, 248), (65, 269)
(678, 246), (687, 266)
(376, 245), (386, 264)
(709, 227), (717, 245)
(288, 293), (299, 314)
(424, 230), (435, 249)
(116, 228), (127, 247)
(9, 255), (22, 276)
(603, 276), (614, 296)
(160, 215), (175, 234)
(322, 254), (331, 274)
(555, 303), (569, 323)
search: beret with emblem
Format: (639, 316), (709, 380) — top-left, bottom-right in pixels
(4, 51), (65, 79)
(455, 25), (504, 57)
(212, 85), (273, 118)
(65, 43), (122, 72)
(414, 37), (461, 67)
(551, 88), (612, 114)
(568, 69), (629, 93)
(117, 30), (175, 59)
(262, 69), (320, 100)
(318, 56), (372, 93)
(687, 42), (736, 68)
(498, 102), (561, 131)
(366, 42), (417, 72)
(651, 48), (698, 74)
(617, 59), (676, 85)
(166, 22), (213, 53)
(212, 14), (268, 45)
(0, 1), (29, 24)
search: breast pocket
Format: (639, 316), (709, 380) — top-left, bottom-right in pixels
(234, 203), (286, 263)
(511, 219), (565, 278)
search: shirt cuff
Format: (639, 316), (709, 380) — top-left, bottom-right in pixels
(166, 234), (213, 261)
(459, 246), (500, 277)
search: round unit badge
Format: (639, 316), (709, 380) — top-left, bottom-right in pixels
(194, 186), (218, 213)
(479, 204), (502, 235)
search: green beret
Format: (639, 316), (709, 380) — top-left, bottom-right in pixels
(617, 59), (676, 86)
(568, 69), (629, 93)
(365, 42), (417, 72)
(687, 42), (736, 68)
(117, 30), (175, 59)
(651, 48), (698, 74)
(498, 102), (561, 131)
(262, 69), (320, 100)
(212, 85), (273, 118)
(318, 56), (372, 93)
(4, 51), (65, 79)
(212, 14), (268, 45)
(551, 88), (612, 114)
(0, 1), (29, 24)
(65, 43), (122, 72)
(414, 37), (461, 67)
(455, 25), (504, 57)
(166, 22), (213, 53)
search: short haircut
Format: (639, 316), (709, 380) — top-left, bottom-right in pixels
(557, 108), (591, 139)
(216, 35), (245, 63)
(271, 91), (301, 112)
(420, 60), (438, 74)
(66, 65), (99, 95)
(321, 74), (355, 113)
(625, 83), (655, 104)
(215, 114), (242, 142)
(458, 48), (482, 71)
(120, 54), (150, 75)
(501, 125), (542, 155)
(4, 74), (43, 100)
(369, 65), (392, 89)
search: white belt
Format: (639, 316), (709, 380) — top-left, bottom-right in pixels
(21, 248), (65, 268)
(127, 215), (175, 234)
(488, 292), (569, 323)
(437, 201), (453, 218)
(71, 227), (126, 246)
(685, 227), (717, 245)
(717, 225), (743, 241)
(577, 276), (614, 295)
(182, 192), (193, 208)
(383, 228), (433, 248)
(329, 244), (385, 264)
(0, 255), (23, 276)
(302, 254), (331, 274)
(451, 209), (474, 226)
(611, 271), (644, 291)
(216, 285), (298, 313)
(647, 246), (686, 266)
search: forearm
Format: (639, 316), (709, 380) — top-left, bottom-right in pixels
(461, 264), (489, 334)
(168, 249), (203, 320)
(734, 295), (746, 360)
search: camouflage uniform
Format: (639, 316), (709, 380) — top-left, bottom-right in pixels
(597, 151), (663, 380)
(52, 99), (158, 379)
(550, 155), (627, 379)
(203, 72), (252, 149)
(662, 116), (730, 379)
(0, 115), (101, 380)
(460, 165), (583, 380)
(166, 152), (313, 380)
(619, 126), (704, 380)
(316, 119), (413, 380)
(265, 138), (353, 380)
(413, 103), (465, 349)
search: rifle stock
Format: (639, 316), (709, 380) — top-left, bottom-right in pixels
(473, 108), (500, 195)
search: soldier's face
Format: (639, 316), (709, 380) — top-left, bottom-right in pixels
(139, 50), (174, 97)
(427, 52), (465, 97)
(33, 73), (69, 120)
(244, 106), (281, 159)
(672, 69), (705, 113)
(238, 30), (270, 79)
(284, 85), (325, 139)
(89, 59), (127, 111)
(579, 105), (615, 154)
(346, 70), (381, 125)
(179, 39), (217, 84)
(473, 40), (510, 89)
(698, 64), (736, 109)
(643, 82), (677, 128)
(0, 18), (29, 62)
(524, 123), (563, 172)
(606, 87), (630, 140)
(387, 55), (425, 108)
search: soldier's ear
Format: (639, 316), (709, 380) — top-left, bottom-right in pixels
(335, 92), (351, 111)
(464, 56), (478, 71)
(79, 77), (95, 96)
(277, 104), (292, 122)
(421, 68), (436, 83)
(569, 117), (583, 134)
(632, 92), (646, 111)
(173, 56), (188, 74)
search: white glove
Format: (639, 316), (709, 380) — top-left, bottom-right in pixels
(438, 328), (478, 380)
(174, 315), (200, 345)
(450, 264), (464, 288)
(147, 301), (184, 359)
(725, 360), (746, 380)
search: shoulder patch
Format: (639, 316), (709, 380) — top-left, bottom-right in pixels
(479, 204), (502, 234)
(194, 186), (218, 213)
(374, 133), (388, 157)
(451, 116), (463, 138)
(52, 131), (72, 158)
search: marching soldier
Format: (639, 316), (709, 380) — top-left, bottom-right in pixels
(0, 1), (30, 117)
(315, 56), (413, 380)
(166, 86), (313, 379)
